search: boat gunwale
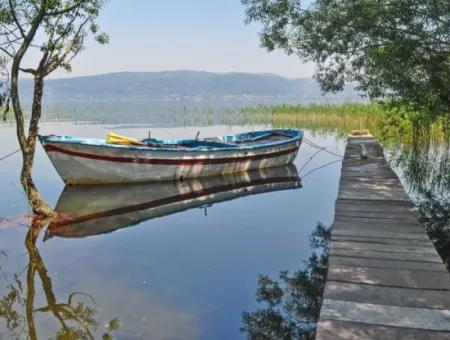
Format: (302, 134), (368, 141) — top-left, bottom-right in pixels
(38, 129), (303, 153)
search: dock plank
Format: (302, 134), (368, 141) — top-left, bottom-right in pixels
(329, 256), (448, 272)
(317, 320), (450, 340)
(331, 235), (431, 246)
(331, 240), (437, 254)
(327, 264), (450, 290)
(324, 281), (450, 309)
(330, 248), (443, 263)
(315, 136), (450, 339)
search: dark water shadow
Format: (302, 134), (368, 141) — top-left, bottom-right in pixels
(241, 223), (331, 340)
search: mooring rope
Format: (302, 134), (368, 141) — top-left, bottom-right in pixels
(0, 148), (20, 161)
(303, 137), (344, 158)
(298, 146), (325, 173)
(298, 136), (344, 179)
(301, 159), (343, 179)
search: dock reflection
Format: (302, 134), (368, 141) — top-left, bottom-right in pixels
(48, 164), (301, 239)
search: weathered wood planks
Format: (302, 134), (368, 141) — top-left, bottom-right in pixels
(315, 136), (450, 340)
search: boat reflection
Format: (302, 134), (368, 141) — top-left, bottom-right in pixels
(48, 164), (301, 238)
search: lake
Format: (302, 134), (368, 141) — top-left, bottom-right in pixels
(0, 113), (448, 339)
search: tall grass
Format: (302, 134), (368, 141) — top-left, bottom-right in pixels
(238, 102), (449, 145)
(238, 103), (381, 136)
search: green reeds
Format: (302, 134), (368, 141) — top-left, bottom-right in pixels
(237, 102), (448, 146)
(238, 102), (382, 137)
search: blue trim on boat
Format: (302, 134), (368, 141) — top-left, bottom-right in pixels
(38, 129), (303, 152)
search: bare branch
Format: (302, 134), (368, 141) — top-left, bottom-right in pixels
(8, 0), (26, 38)
(0, 46), (14, 58)
(19, 67), (37, 75)
(0, 24), (21, 40)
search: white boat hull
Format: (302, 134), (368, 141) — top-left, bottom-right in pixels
(39, 129), (302, 184)
(41, 138), (301, 184)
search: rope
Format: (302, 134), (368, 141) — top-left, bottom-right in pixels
(0, 148), (20, 161)
(298, 136), (344, 179)
(303, 137), (343, 158)
(301, 159), (342, 179)
(298, 146), (324, 173)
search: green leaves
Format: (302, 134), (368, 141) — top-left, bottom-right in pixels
(1, 0), (109, 77)
(242, 0), (450, 116)
(95, 31), (108, 44)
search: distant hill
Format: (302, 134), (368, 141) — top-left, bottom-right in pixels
(19, 71), (361, 103)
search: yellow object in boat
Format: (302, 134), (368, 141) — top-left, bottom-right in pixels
(106, 133), (146, 146)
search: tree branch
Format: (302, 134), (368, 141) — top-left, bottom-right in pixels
(8, 0), (27, 38)
(10, 0), (48, 154)
(0, 46), (14, 58)
(45, 16), (90, 75)
(46, 2), (86, 16)
(19, 67), (37, 75)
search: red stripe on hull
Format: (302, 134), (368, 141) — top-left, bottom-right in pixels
(43, 143), (300, 165)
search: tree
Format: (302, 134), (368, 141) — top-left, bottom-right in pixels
(242, 0), (450, 116)
(0, 0), (108, 216)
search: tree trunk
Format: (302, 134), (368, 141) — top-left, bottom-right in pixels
(19, 74), (54, 217)
(20, 151), (54, 217)
(11, 64), (53, 217)
(9, 4), (52, 217)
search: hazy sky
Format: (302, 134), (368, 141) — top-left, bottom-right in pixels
(44, 0), (315, 79)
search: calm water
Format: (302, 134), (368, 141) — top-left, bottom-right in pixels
(0, 122), (345, 339)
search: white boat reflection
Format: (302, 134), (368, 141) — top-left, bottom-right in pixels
(47, 164), (300, 238)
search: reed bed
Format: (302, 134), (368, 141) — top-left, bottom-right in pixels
(239, 103), (381, 136)
(238, 102), (449, 146)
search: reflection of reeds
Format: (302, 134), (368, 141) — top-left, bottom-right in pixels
(387, 138), (450, 199)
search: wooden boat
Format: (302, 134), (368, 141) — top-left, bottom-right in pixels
(47, 165), (301, 238)
(39, 129), (303, 184)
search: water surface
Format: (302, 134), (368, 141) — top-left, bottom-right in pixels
(0, 122), (345, 339)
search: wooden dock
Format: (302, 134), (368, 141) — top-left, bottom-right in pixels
(316, 136), (450, 339)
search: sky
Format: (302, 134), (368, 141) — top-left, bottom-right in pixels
(43, 0), (315, 79)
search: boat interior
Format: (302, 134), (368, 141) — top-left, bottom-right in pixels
(140, 129), (302, 149)
(40, 129), (302, 150)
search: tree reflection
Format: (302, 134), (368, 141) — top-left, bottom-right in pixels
(0, 217), (119, 339)
(241, 223), (330, 340)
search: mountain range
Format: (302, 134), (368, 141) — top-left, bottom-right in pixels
(19, 70), (361, 103)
